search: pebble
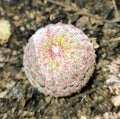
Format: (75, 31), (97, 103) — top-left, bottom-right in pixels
(90, 37), (99, 49)
(0, 54), (5, 62)
(2, 114), (8, 119)
(0, 19), (11, 45)
(103, 112), (109, 119)
(26, 24), (30, 29)
(0, 90), (8, 98)
(12, 50), (17, 56)
(106, 76), (120, 84)
(94, 115), (103, 119)
(103, 112), (120, 119)
(29, 11), (36, 19)
(13, 20), (22, 27)
(76, 16), (89, 30)
(90, 17), (103, 25)
(6, 81), (16, 89)
(0, 63), (4, 68)
(35, 17), (41, 23)
(111, 95), (120, 107)
(9, 84), (24, 101)
(15, 71), (26, 81)
(45, 96), (52, 103)
(20, 26), (25, 32)
(13, 15), (20, 21)
(81, 115), (87, 119)
(102, 53), (107, 58)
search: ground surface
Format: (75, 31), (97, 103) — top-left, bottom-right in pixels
(0, 0), (120, 119)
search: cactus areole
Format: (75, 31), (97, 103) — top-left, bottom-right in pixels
(23, 23), (96, 97)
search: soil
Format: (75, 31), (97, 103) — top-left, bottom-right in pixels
(0, 0), (120, 119)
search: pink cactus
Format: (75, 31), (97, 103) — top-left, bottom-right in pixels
(23, 23), (96, 97)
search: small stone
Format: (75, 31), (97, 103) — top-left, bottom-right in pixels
(94, 115), (103, 119)
(76, 16), (89, 29)
(20, 26), (25, 32)
(2, 114), (8, 119)
(81, 115), (87, 119)
(118, 73), (120, 78)
(35, 17), (41, 23)
(111, 95), (120, 106)
(49, 14), (55, 21)
(12, 50), (17, 56)
(0, 63), (4, 68)
(13, 21), (22, 27)
(90, 17), (103, 25)
(29, 12), (35, 19)
(45, 96), (52, 103)
(15, 71), (25, 80)
(0, 54), (5, 62)
(0, 90), (8, 98)
(9, 84), (24, 101)
(103, 112), (111, 119)
(106, 76), (120, 84)
(6, 81), (16, 89)
(13, 15), (20, 21)
(0, 19), (11, 45)
(102, 53), (106, 58)
(26, 24), (30, 29)
(90, 37), (99, 49)
(22, 111), (28, 117)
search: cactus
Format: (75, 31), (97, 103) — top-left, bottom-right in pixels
(23, 23), (96, 97)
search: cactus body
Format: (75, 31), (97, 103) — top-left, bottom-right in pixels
(23, 23), (96, 97)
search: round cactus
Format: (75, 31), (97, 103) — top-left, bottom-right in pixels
(23, 23), (96, 97)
